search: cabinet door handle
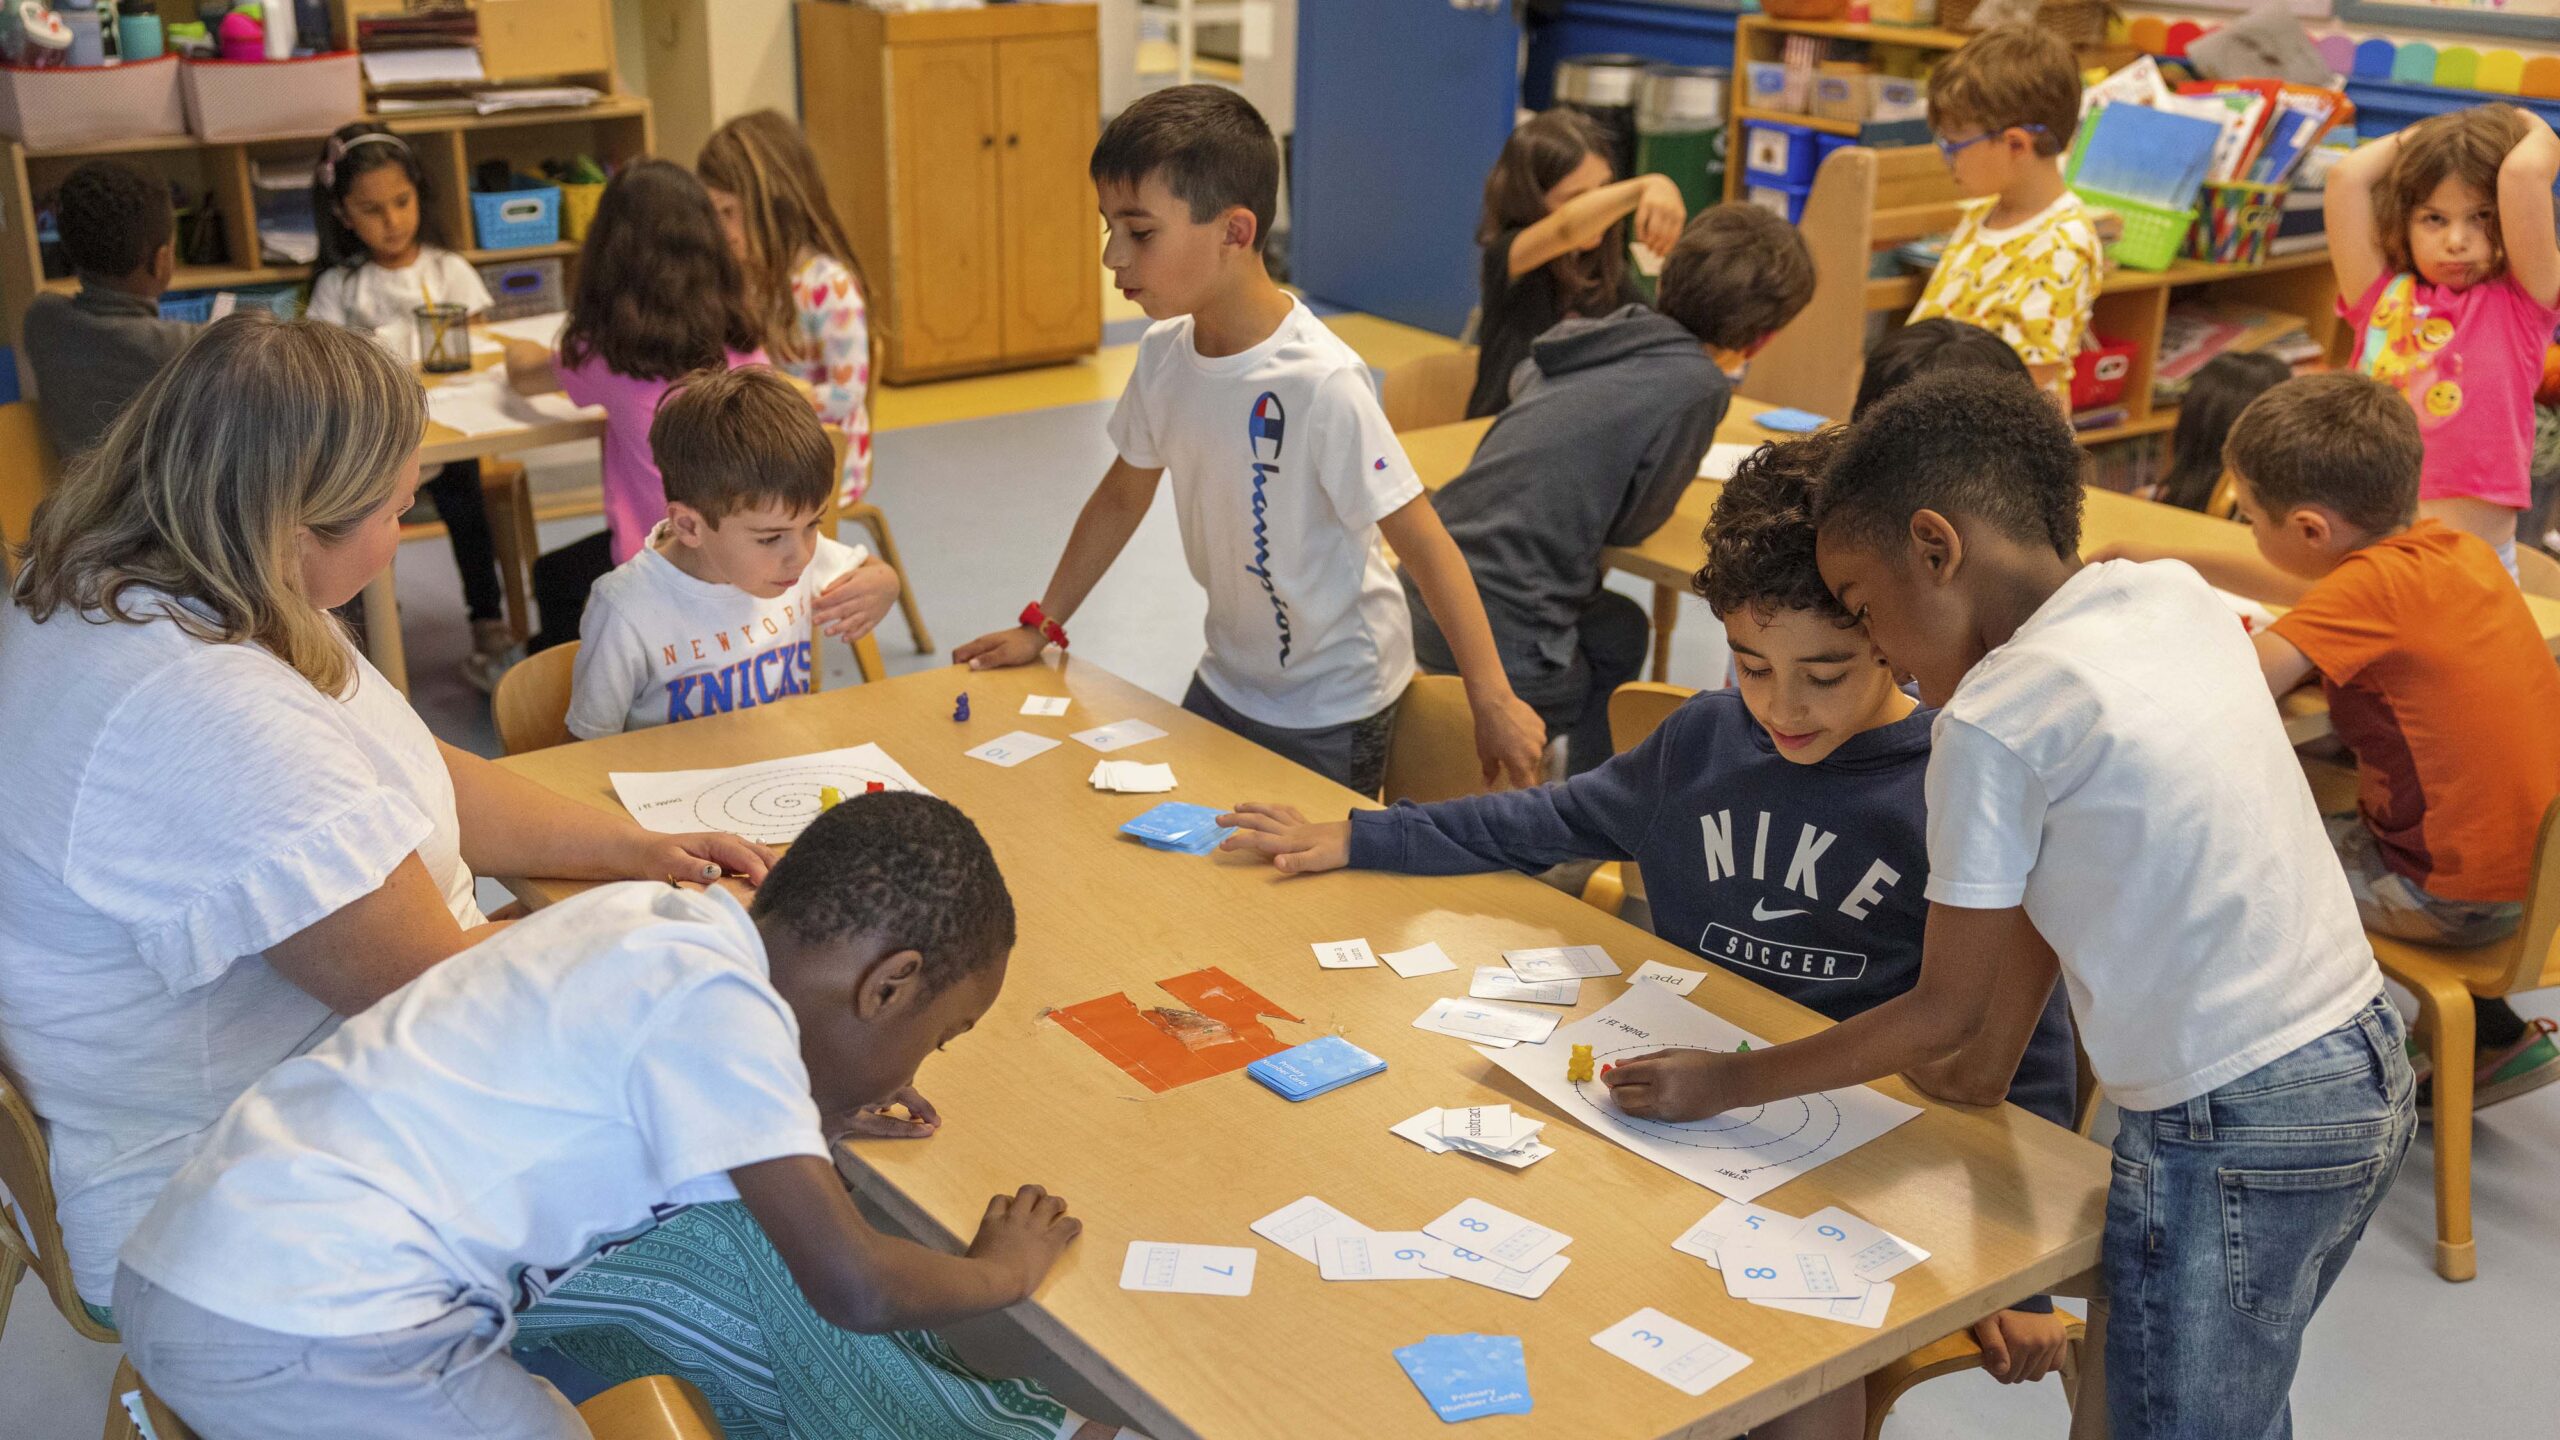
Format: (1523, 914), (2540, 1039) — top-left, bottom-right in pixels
(1006, 134), (1020, 147)
(981, 135), (995, 149)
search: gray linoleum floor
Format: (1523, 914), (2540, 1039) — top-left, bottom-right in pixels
(5, 400), (2552, 1438)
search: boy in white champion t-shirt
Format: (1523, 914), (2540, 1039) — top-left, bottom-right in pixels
(115, 794), (1115, 1440)
(955, 85), (1546, 796)
(568, 365), (902, 739)
(1600, 372), (2416, 1440)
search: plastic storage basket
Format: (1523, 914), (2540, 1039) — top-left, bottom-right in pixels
(471, 184), (562, 251)
(2072, 186), (2194, 271)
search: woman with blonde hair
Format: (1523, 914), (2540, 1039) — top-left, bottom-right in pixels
(0, 312), (772, 1334)
(700, 109), (880, 508)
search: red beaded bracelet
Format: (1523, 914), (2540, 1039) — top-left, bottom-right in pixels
(1018, 601), (1069, 651)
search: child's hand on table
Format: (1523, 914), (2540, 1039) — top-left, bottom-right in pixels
(1216, 803), (1352, 874)
(966, 1185), (1083, 1301)
(815, 560), (900, 642)
(953, 625), (1047, 670)
(1973, 1307), (2072, 1384)
(1474, 691), (1549, 789)
(834, 1085), (941, 1140)
(1603, 1048), (1743, 1122)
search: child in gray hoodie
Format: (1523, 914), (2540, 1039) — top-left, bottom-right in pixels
(1409, 203), (1814, 773)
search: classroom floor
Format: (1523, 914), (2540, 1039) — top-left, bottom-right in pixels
(4, 295), (2553, 1438)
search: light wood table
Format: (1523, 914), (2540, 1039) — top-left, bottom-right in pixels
(496, 659), (2113, 1440)
(1407, 411), (2560, 742)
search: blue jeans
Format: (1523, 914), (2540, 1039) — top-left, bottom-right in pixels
(2103, 995), (2416, 1440)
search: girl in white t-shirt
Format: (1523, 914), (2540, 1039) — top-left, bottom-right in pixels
(0, 312), (772, 1326)
(305, 121), (515, 692)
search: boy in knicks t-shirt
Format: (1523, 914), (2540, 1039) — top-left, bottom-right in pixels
(1907, 26), (2103, 410)
(568, 366), (902, 738)
(956, 85), (1545, 796)
(1603, 371), (2411, 1440)
(2231, 373), (2560, 1109)
(116, 795), (1109, 1439)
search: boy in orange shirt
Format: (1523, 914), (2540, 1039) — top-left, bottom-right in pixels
(2234, 372), (2560, 1105)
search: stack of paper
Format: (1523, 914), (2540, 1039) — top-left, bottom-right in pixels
(1393, 1333), (1531, 1423)
(1249, 1196), (1574, 1298)
(1672, 1200), (1928, 1328)
(1119, 801), (1232, 855)
(1412, 997), (1558, 1048)
(1245, 1035), (1386, 1102)
(1390, 1105), (1554, 1169)
(1500, 945), (1621, 984)
(1089, 760), (1175, 793)
(1469, 967), (1578, 1005)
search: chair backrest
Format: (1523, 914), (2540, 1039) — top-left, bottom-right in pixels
(1738, 146), (1877, 424)
(0, 1060), (118, 1343)
(0, 400), (61, 581)
(2516, 542), (2560, 601)
(2203, 469), (2242, 521)
(1607, 681), (1695, 755)
(1379, 674), (1489, 804)
(492, 641), (581, 756)
(1379, 349), (1481, 433)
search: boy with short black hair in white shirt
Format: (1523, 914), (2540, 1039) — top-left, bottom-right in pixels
(1599, 370), (2416, 1440)
(116, 793), (1109, 1440)
(955, 84), (1545, 795)
(568, 365), (901, 738)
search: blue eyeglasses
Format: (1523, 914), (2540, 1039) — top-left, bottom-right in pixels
(1935, 124), (2046, 162)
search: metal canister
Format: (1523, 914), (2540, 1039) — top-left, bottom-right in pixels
(1636, 65), (1731, 216)
(1554, 53), (1651, 180)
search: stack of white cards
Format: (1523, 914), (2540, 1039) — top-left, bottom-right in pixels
(1249, 1196), (1574, 1298)
(1671, 1200), (1929, 1328)
(1388, 1105), (1554, 1169)
(1500, 945), (1621, 984)
(1088, 760), (1176, 793)
(1412, 997), (1558, 1047)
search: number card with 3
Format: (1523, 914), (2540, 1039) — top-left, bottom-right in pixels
(1118, 1242), (1256, 1296)
(1591, 1308), (1753, 1397)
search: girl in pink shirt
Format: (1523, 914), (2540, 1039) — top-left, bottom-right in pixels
(2329, 104), (2560, 573)
(503, 160), (766, 642)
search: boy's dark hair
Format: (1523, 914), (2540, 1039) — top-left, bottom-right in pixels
(1695, 429), (1855, 625)
(561, 159), (764, 382)
(651, 366), (836, 524)
(2159, 352), (2291, 512)
(1656, 204), (1815, 352)
(1854, 318), (2030, 418)
(311, 122), (444, 270)
(55, 161), (172, 280)
(1091, 84), (1278, 253)
(2223, 372), (2421, 535)
(753, 792), (1016, 996)
(1817, 370), (2085, 560)
(1926, 26), (2081, 158)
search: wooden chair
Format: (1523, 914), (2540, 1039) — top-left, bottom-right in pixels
(399, 457), (539, 645)
(0, 399), (61, 581)
(1863, 1320), (2087, 1440)
(107, 1362), (726, 1439)
(2302, 758), (2557, 1281)
(2203, 469), (2243, 521)
(492, 639), (583, 756)
(1378, 674), (1486, 804)
(826, 425), (933, 656)
(2, 1059), (134, 1440)
(1379, 348), (1480, 433)
(2514, 540), (2560, 601)
(1577, 682), (1698, 916)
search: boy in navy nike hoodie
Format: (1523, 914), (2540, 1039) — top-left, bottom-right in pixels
(1220, 433), (2077, 1428)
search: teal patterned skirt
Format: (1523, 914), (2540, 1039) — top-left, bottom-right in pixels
(514, 1202), (1081, 1440)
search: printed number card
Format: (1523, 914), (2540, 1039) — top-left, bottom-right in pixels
(1592, 1308), (1752, 1396)
(1118, 1242), (1256, 1296)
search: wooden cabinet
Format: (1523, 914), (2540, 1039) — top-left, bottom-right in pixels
(798, 1), (1101, 383)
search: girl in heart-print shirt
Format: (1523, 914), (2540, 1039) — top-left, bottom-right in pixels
(700, 111), (876, 508)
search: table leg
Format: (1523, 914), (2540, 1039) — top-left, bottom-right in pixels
(361, 564), (409, 696)
(1649, 582), (1680, 683)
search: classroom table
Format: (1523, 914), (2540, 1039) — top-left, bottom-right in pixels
(495, 659), (2114, 1440)
(358, 353), (607, 694)
(1405, 410), (2560, 743)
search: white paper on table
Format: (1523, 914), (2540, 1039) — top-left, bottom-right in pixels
(1592, 1308), (1754, 1396)
(1797, 1206), (1930, 1282)
(1379, 941), (1458, 979)
(964, 731), (1060, 768)
(1752, 1280), (1895, 1328)
(1390, 1107), (1453, 1153)
(1089, 761), (1176, 793)
(423, 365), (599, 439)
(479, 311), (570, 350)
(1630, 960), (1707, 995)
(1021, 695), (1072, 717)
(1671, 1200), (1800, 1271)
(610, 744), (929, 845)
(1249, 1196), (1363, 1265)
(1423, 1198), (1572, 1271)
(1470, 967), (1579, 1005)
(1073, 719), (1167, 752)
(1413, 998), (1557, 1046)
(1312, 938), (1379, 970)
(1439, 1105), (1515, 1146)
(1699, 441), (1763, 481)
(1502, 945), (1621, 982)
(1718, 1240), (1864, 1301)
(1475, 984), (1921, 1202)
(1118, 1242), (1254, 1296)
(1412, 1237), (1570, 1298)
(1315, 1229), (1446, 1282)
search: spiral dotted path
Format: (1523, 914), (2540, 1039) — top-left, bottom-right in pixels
(687, 764), (916, 842)
(1564, 1040), (1847, 1179)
